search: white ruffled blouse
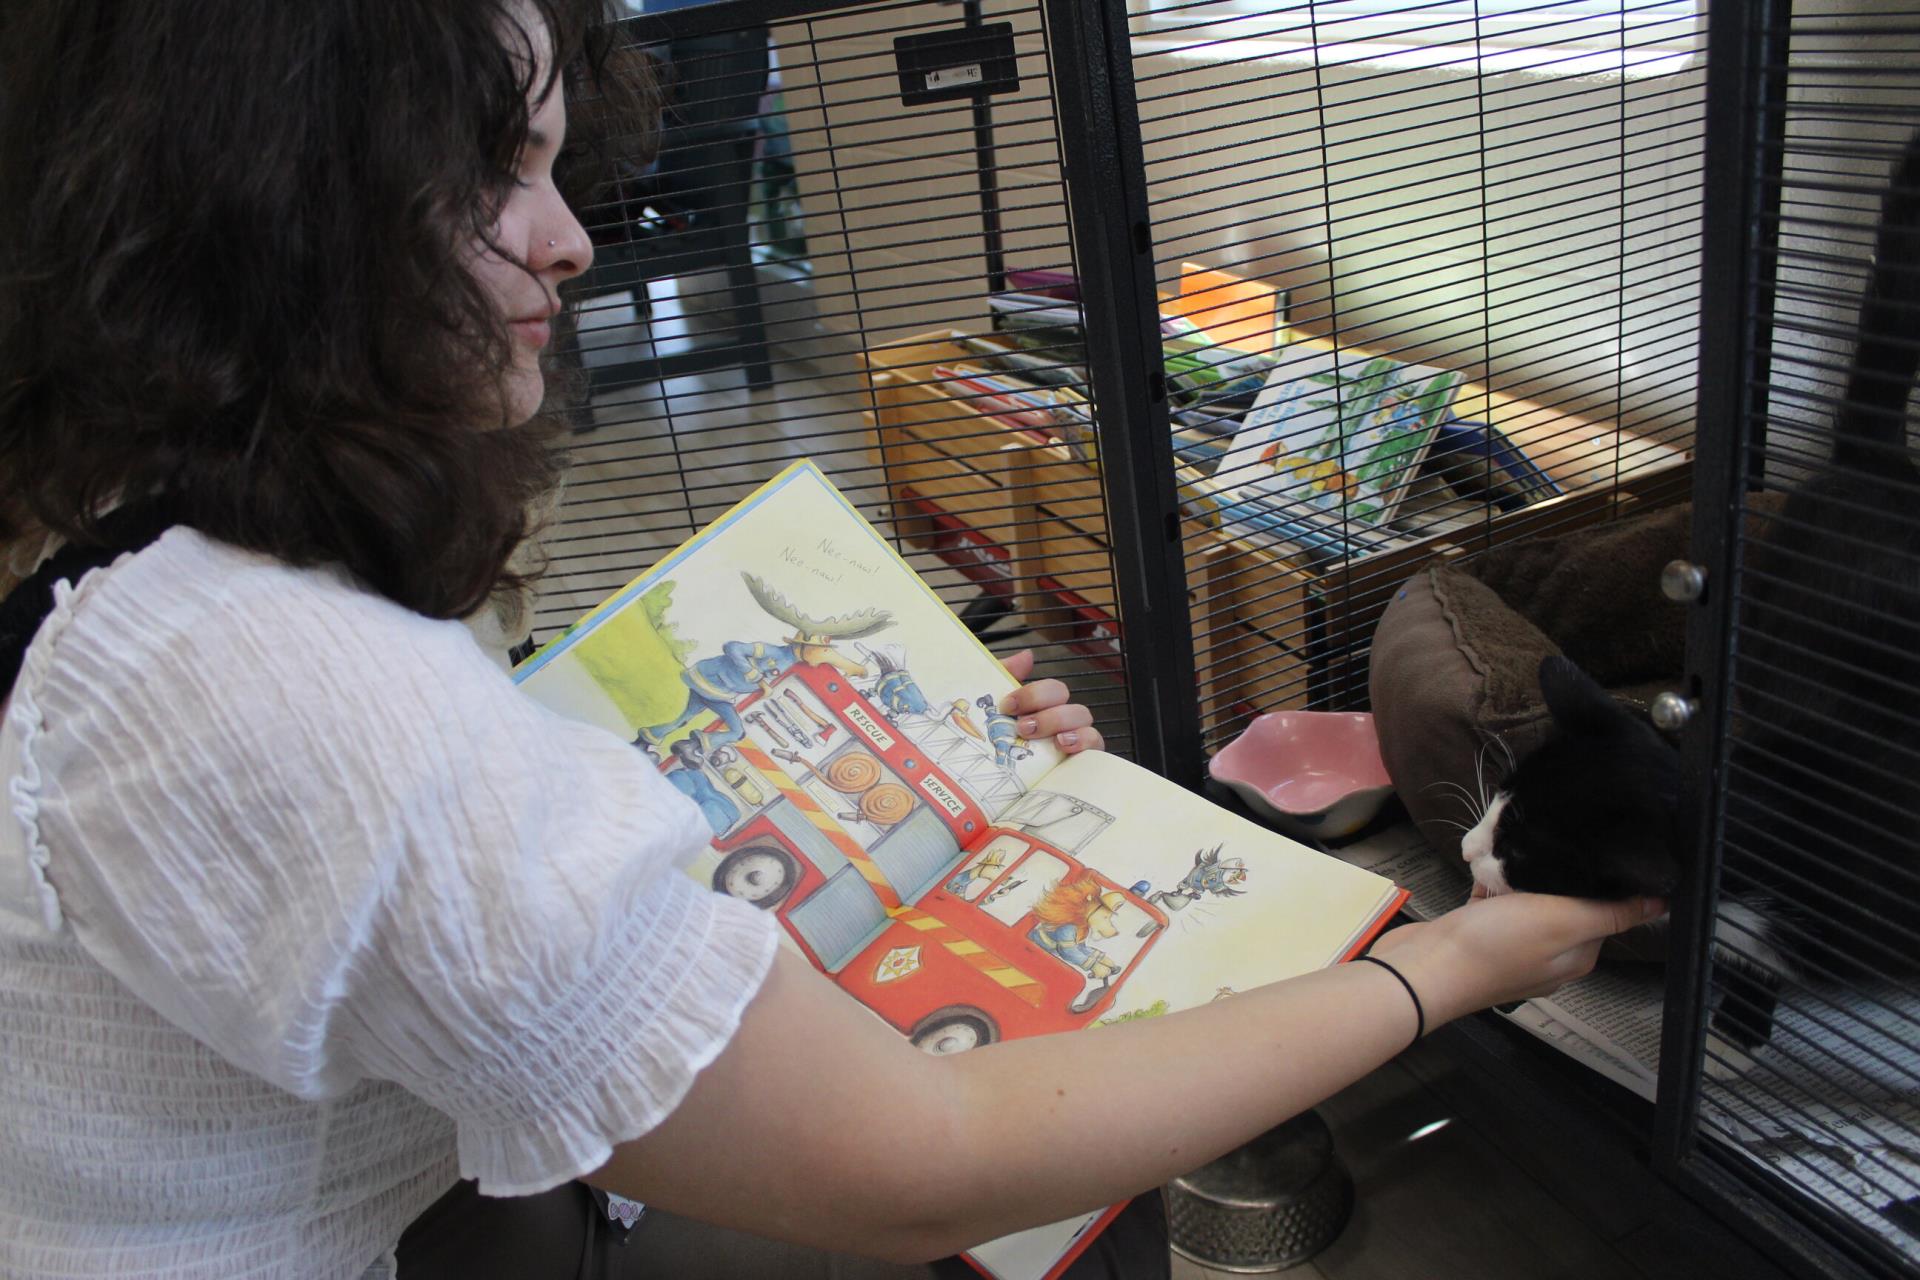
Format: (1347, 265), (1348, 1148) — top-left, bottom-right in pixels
(0, 528), (779, 1278)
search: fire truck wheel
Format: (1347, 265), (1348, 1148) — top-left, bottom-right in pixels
(908, 1007), (998, 1056)
(712, 845), (799, 909)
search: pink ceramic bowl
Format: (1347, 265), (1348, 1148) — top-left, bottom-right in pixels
(1208, 711), (1395, 840)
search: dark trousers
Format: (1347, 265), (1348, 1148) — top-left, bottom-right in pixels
(396, 1181), (1170, 1280)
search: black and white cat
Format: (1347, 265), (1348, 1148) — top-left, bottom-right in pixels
(1459, 656), (1684, 905)
(1460, 129), (1920, 1074)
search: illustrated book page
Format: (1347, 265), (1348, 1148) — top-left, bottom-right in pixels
(513, 460), (1405, 1280)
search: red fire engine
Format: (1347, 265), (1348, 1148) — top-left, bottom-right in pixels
(664, 662), (1167, 1051)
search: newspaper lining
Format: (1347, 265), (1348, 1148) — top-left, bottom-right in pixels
(1328, 824), (1920, 1257)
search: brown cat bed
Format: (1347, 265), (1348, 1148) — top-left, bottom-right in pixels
(1370, 494), (1788, 866)
(1368, 502), (1699, 863)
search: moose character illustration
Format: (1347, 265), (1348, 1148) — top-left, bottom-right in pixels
(636, 574), (892, 761)
(1136, 845), (1249, 937)
(1028, 872), (1127, 1014)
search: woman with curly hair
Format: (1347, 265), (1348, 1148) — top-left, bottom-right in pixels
(0, 3), (1663, 1277)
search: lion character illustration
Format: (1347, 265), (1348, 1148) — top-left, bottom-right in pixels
(1028, 872), (1128, 1014)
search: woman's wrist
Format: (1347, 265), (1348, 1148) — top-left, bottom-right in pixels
(1367, 925), (1482, 1030)
(1354, 954), (1425, 1046)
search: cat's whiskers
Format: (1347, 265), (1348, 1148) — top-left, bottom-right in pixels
(1468, 735), (1514, 817)
(1422, 779), (1485, 822)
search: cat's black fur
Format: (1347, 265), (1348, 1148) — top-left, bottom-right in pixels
(1463, 130), (1920, 1068)
(1460, 657), (1684, 902)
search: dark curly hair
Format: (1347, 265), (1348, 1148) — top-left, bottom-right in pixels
(0, 0), (653, 619)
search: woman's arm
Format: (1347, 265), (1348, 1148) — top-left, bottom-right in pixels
(587, 891), (1664, 1262)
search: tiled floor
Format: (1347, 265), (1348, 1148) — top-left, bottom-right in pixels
(1173, 1049), (1621, 1280)
(537, 284), (1786, 1280)
(1166, 1026), (1782, 1280)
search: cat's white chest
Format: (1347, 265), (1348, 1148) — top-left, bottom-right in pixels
(1461, 792), (1513, 895)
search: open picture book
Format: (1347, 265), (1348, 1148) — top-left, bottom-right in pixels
(512, 461), (1409, 1280)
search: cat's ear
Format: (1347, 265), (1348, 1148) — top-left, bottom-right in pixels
(1539, 656), (1637, 737)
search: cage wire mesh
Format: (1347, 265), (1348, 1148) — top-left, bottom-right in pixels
(1124, 0), (1704, 745)
(539, 0), (1710, 766)
(518, 0), (1920, 1265)
(1685, 4), (1920, 1267)
(537, 0), (1143, 759)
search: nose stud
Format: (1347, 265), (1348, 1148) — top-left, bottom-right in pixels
(548, 240), (556, 247)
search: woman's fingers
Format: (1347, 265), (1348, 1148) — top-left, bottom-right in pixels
(1413, 891), (1672, 1017)
(1482, 891), (1667, 943)
(1055, 725), (1103, 755)
(995, 663), (1103, 753)
(1519, 896), (1667, 994)
(1001, 648), (1035, 683)
(1561, 894), (1668, 944)
(1000, 678), (1070, 715)
(1022, 703), (1100, 753)
(1015, 701), (1093, 742)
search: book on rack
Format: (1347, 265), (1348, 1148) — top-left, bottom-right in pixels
(1426, 418), (1561, 511)
(985, 285), (1282, 417)
(957, 334), (1089, 392)
(1227, 346), (1464, 529)
(1380, 461), (1487, 544)
(988, 289), (1087, 334)
(1363, 417), (1567, 545)
(1158, 313), (1280, 414)
(1005, 267), (1081, 299)
(932, 363), (1098, 462)
(1206, 345), (1464, 562)
(512, 461), (1409, 1280)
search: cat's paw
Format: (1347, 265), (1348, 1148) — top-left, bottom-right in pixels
(1703, 1032), (1757, 1082)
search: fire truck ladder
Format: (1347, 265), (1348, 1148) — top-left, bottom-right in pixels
(909, 714), (1026, 818)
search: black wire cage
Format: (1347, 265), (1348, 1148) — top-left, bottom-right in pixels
(543, 0), (1699, 773)
(535, 0), (1917, 1275)
(1660, 3), (1920, 1276)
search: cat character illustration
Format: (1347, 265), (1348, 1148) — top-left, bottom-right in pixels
(636, 573), (890, 761)
(981, 873), (1026, 908)
(1458, 129), (1920, 1073)
(859, 643), (932, 720)
(976, 694), (1033, 769)
(1028, 872), (1128, 1014)
(1135, 845), (1249, 937)
(945, 845), (1009, 899)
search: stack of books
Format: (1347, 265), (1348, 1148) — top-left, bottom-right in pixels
(970, 271), (1563, 567)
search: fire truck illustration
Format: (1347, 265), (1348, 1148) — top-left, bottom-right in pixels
(665, 661), (1167, 1051)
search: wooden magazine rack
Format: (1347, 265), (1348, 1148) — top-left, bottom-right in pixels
(859, 267), (1691, 735)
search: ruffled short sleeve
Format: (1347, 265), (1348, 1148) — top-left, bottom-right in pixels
(13, 530), (781, 1195)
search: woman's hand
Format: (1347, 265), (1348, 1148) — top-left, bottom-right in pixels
(999, 649), (1103, 755)
(1368, 891), (1667, 1026)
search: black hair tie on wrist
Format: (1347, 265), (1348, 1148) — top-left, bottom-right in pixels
(1356, 954), (1425, 1048)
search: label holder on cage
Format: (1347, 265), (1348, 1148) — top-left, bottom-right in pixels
(894, 23), (1019, 107)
